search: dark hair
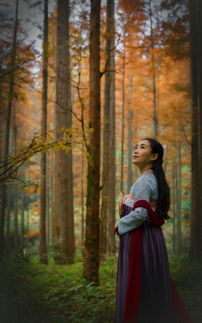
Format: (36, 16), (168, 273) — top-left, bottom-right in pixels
(143, 137), (170, 220)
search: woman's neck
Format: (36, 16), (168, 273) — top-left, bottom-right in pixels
(139, 165), (153, 175)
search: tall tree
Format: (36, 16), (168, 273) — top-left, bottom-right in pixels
(54, 0), (75, 264)
(20, 193), (25, 254)
(100, 0), (116, 257)
(127, 109), (133, 192)
(39, 0), (48, 264)
(13, 119), (20, 252)
(148, 0), (158, 137)
(172, 161), (177, 254)
(107, 0), (116, 254)
(189, 0), (202, 262)
(81, 143), (85, 246)
(0, 0), (19, 260)
(83, 0), (101, 284)
(120, 38), (125, 193)
(176, 143), (182, 255)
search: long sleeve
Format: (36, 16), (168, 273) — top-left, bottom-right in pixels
(118, 175), (153, 235)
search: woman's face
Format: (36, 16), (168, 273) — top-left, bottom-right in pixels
(132, 140), (157, 167)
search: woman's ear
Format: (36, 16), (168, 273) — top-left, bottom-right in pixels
(151, 153), (158, 161)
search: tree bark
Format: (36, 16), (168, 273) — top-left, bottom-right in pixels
(81, 143), (85, 246)
(148, 0), (158, 138)
(21, 194), (25, 256)
(197, 0), (202, 261)
(46, 152), (53, 247)
(83, 0), (101, 284)
(127, 109), (133, 193)
(0, 0), (19, 260)
(100, 0), (116, 258)
(120, 38), (125, 193)
(176, 143), (182, 255)
(13, 184), (19, 251)
(54, 0), (75, 264)
(189, 0), (202, 262)
(106, 0), (116, 255)
(39, 0), (48, 264)
(172, 162), (176, 254)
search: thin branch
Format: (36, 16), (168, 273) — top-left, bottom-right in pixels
(0, 53), (41, 80)
(0, 128), (90, 182)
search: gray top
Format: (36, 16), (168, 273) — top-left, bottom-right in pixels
(118, 170), (158, 235)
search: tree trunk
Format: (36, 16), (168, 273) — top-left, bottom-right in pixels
(149, 0), (158, 138)
(13, 185), (19, 252)
(46, 155), (51, 246)
(100, 0), (116, 258)
(39, 0), (49, 265)
(83, 0), (101, 284)
(26, 209), (30, 233)
(49, 153), (54, 246)
(46, 153), (53, 247)
(106, 0), (116, 255)
(0, 0), (19, 260)
(100, 61), (110, 258)
(81, 143), (85, 246)
(197, 0), (202, 261)
(54, 0), (75, 264)
(176, 143), (182, 255)
(189, 0), (202, 262)
(120, 38), (125, 193)
(172, 162), (176, 254)
(21, 194), (25, 256)
(127, 109), (133, 193)
(13, 104), (20, 253)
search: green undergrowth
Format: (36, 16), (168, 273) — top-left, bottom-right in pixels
(169, 253), (202, 322)
(1, 253), (117, 323)
(1, 252), (201, 323)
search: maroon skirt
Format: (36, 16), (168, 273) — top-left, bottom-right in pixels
(115, 200), (194, 323)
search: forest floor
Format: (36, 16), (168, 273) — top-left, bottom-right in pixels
(0, 253), (201, 323)
(0, 253), (116, 323)
(0, 264), (52, 323)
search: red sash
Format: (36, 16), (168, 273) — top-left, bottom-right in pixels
(124, 199), (164, 322)
(123, 200), (194, 323)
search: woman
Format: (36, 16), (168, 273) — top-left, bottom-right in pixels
(114, 138), (194, 323)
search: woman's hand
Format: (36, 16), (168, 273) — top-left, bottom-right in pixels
(114, 221), (119, 235)
(123, 193), (135, 202)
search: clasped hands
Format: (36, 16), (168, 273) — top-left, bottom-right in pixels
(113, 193), (134, 236)
(113, 192), (158, 236)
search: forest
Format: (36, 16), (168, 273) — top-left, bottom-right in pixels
(0, 0), (202, 322)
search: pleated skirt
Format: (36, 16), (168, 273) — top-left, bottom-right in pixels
(115, 204), (194, 323)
